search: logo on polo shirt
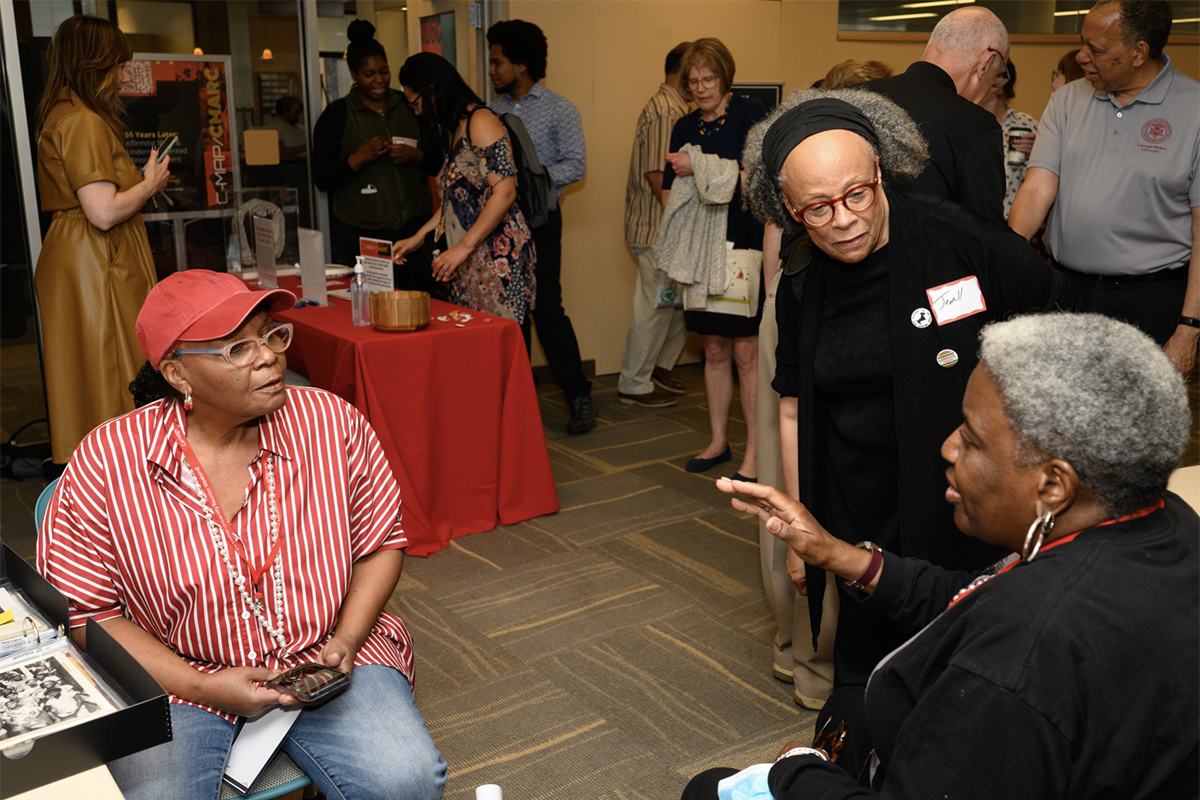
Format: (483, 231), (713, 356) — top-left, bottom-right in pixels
(1142, 118), (1172, 145)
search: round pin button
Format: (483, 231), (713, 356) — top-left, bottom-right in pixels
(242, 610), (250, 620)
(248, 651), (257, 662)
(936, 348), (959, 368)
(911, 308), (932, 329)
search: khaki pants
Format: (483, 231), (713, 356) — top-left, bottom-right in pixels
(617, 242), (689, 395)
(756, 270), (836, 704)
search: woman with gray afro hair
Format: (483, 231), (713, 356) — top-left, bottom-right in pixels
(980, 311), (1189, 516)
(688, 310), (1197, 799)
(742, 87), (928, 236)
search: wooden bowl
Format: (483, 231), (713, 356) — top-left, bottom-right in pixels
(371, 291), (431, 332)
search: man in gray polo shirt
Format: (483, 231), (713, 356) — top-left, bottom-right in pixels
(1009, 0), (1198, 374)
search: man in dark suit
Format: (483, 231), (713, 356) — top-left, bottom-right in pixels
(864, 6), (1011, 222)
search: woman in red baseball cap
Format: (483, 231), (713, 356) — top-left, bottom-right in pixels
(38, 270), (447, 800)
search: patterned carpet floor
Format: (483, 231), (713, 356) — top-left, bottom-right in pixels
(397, 363), (814, 800)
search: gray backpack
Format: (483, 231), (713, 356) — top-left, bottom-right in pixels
(466, 108), (557, 228)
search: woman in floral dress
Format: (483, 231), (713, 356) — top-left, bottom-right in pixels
(393, 53), (535, 323)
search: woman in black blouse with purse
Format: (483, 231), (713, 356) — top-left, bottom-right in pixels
(660, 38), (767, 482)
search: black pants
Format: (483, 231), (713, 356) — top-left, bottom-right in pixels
(679, 687), (872, 799)
(529, 208), (591, 401)
(1056, 266), (1186, 346)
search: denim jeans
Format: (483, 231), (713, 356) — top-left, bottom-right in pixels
(108, 665), (447, 800)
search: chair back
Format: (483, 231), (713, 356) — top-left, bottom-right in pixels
(34, 477), (60, 531)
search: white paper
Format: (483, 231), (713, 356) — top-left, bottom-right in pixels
(223, 704), (302, 794)
(358, 237), (395, 295)
(254, 216), (278, 289)
(298, 228), (327, 307)
(926, 275), (986, 326)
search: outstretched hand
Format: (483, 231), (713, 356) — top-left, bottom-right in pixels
(392, 235), (423, 265)
(717, 477), (842, 594)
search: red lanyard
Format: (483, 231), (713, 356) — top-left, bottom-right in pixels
(946, 499), (1165, 610)
(170, 422), (284, 600)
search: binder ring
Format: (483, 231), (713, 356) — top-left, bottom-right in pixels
(21, 616), (40, 646)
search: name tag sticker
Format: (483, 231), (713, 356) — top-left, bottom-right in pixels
(926, 276), (986, 326)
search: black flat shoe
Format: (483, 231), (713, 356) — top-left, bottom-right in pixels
(730, 472), (758, 483)
(685, 445), (732, 473)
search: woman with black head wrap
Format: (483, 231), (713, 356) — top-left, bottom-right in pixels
(738, 89), (1078, 695)
(312, 20), (437, 291)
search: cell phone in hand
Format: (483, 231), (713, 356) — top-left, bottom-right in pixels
(142, 133), (177, 171)
(154, 135), (178, 164)
(265, 663), (350, 703)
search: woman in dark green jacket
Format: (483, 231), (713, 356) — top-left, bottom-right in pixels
(313, 20), (436, 291)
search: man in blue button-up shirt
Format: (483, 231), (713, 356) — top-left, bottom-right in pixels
(488, 19), (595, 434)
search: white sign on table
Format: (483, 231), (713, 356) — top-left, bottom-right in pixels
(359, 237), (395, 295)
(254, 216), (278, 289)
(298, 227), (327, 306)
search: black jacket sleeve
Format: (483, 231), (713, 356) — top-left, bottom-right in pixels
(768, 667), (1072, 799)
(853, 552), (977, 637)
(772, 268), (801, 397)
(311, 100), (356, 193)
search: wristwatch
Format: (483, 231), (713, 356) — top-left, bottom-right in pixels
(845, 541), (883, 592)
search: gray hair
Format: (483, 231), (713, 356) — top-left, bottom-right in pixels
(926, 6), (1009, 58)
(979, 313), (1189, 517)
(742, 88), (929, 235)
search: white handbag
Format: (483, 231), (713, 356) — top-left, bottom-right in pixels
(706, 247), (762, 317)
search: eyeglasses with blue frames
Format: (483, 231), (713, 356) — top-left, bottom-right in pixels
(172, 323), (293, 367)
(796, 178), (880, 228)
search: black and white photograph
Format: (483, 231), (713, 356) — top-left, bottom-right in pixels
(0, 649), (116, 749)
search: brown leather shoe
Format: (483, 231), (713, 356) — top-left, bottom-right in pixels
(618, 390), (677, 408)
(651, 367), (686, 395)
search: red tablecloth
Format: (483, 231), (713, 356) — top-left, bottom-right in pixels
(266, 276), (558, 556)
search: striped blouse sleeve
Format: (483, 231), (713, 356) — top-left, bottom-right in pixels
(36, 448), (125, 627)
(343, 398), (407, 558)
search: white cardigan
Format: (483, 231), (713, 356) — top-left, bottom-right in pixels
(656, 143), (739, 310)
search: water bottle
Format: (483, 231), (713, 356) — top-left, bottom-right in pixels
(351, 257), (371, 326)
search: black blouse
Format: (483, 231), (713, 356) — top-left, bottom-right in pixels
(772, 191), (1079, 659)
(663, 94), (765, 250)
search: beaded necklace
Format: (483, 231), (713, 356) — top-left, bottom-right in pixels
(698, 98), (730, 137)
(172, 423), (291, 663)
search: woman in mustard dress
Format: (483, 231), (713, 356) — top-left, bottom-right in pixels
(34, 15), (169, 470)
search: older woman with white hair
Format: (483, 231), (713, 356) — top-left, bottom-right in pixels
(685, 312), (1198, 799)
(740, 89), (1078, 694)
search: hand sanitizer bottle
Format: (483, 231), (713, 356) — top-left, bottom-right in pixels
(351, 257), (371, 326)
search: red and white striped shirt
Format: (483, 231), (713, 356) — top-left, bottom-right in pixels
(37, 387), (413, 721)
